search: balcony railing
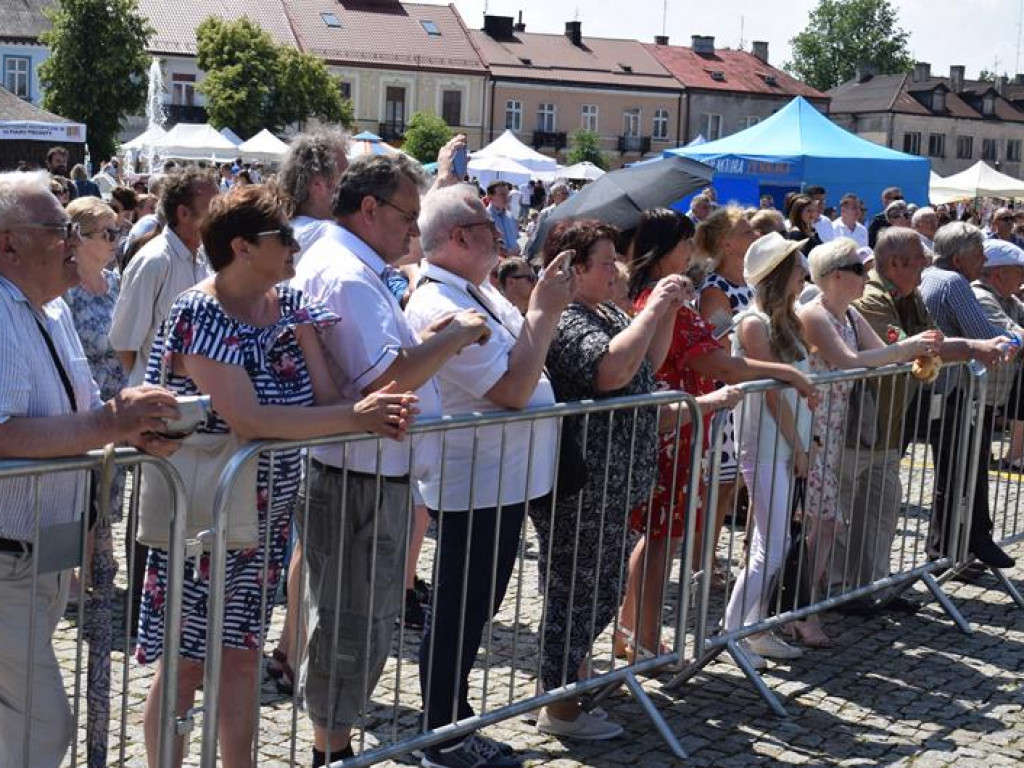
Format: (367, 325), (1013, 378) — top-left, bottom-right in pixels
(166, 104), (208, 124)
(379, 121), (406, 141)
(618, 135), (652, 154)
(532, 131), (567, 151)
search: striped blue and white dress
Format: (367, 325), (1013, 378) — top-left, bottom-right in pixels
(136, 285), (337, 663)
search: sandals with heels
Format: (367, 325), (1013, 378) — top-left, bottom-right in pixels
(612, 628), (671, 662)
(784, 620), (832, 648)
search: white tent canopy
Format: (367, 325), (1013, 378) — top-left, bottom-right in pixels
(467, 154), (534, 189)
(472, 129), (557, 175)
(560, 161), (606, 181)
(930, 161), (1024, 203)
(121, 125), (167, 151)
(219, 127), (243, 146)
(238, 129), (289, 162)
(153, 123), (238, 161)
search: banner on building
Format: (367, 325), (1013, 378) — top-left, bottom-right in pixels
(0, 121), (87, 143)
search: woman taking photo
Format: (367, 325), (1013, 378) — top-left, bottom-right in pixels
(793, 238), (938, 646)
(138, 185), (417, 768)
(617, 209), (816, 660)
(529, 219), (685, 741)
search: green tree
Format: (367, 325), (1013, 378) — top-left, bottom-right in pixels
(566, 129), (608, 169)
(401, 111), (452, 163)
(38, 0), (153, 161)
(786, 0), (914, 92)
(197, 16), (351, 138)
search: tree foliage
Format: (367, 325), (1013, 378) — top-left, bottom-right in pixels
(566, 129), (608, 169)
(401, 111), (452, 163)
(786, 0), (914, 92)
(38, 0), (153, 161)
(196, 16), (351, 138)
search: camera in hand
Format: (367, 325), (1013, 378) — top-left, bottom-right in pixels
(159, 395), (212, 438)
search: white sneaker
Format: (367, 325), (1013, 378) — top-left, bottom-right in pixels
(733, 639), (768, 670)
(745, 632), (804, 660)
(537, 707), (624, 740)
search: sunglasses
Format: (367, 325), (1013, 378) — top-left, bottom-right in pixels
(14, 221), (81, 241)
(890, 212), (910, 220)
(834, 262), (867, 276)
(997, 216), (1015, 223)
(253, 225), (297, 248)
(507, 272), (538, 284)
(86, 227), (120, 243)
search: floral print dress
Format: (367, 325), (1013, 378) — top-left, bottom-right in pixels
(136, 285), (337, 663)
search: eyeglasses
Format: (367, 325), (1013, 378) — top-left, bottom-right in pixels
(375, 196), (419, 225)
(834, 262), (867, 276)
(997, 216), (1016, 223)
(13, 221), (81, 241)
(86, 227), (120, 243)
(253, 224), (298, 248)
(506, 272), (538, 284)
(889, 212), (910, 220)
(458, 218), (499, 234)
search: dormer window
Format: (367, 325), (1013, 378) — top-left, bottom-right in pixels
(983, 94), (996, 116)
(932, 89), (945, 112)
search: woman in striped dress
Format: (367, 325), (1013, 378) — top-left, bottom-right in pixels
(137, 185), (417, 768)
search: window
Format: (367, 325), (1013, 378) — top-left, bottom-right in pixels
(931, 90), (946, 112)
(385, 86), (406, 128)
(171, 73), (196, 106)
(1008, 139), (1022, 162)
(956, 135), (973, 159)
(505, 100), (522, 131)
(441, 90), (461, 126)
(699, 114), (722, 140)
(537, 103), (556, 132)
(652, 108), (669, 140)
(903, 131), (921, 154)
(982, 138), (998, 161)
(581, 104), (598, 132)
(420, 20), (441, 36)
(737, 116), (760, 130)
(4, 56), (30, 99)
(927, 133), (945, 157)
(321, 12), (341, 28)
(339, 81), (352, 101)
(622, 108), (641, 137)
(983, 94), (996, 116)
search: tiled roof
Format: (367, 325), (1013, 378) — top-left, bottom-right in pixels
(0, 84), (71, 121)
(644, 44), (826, 99)
(287, 1), (485, 73)
(470, 29), (678, 91)
(138, 0), (299, 56)
(0, 0), (55, 41)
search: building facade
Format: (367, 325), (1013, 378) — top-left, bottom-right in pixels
(0, 0), (55, 107)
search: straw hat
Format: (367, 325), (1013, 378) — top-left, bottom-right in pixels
(744, 232), (806, 287)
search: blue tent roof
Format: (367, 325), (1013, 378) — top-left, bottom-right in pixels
(666, 97), (930, 214)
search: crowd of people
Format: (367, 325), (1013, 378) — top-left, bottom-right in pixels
(0, 133), (1022, 768)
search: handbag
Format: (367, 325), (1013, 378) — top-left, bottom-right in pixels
(766, 479), (815, 613)
(845, 310), (879, 448)
(136, 315), (259, 551)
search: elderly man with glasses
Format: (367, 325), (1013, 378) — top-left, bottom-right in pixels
(0, 171), (178, 768)
(988, 206), (1024, 248)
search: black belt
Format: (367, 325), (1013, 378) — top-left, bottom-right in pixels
(311, 459), (409, 485)
(0, 537), (32, 554)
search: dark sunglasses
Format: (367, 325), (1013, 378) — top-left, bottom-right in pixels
(834, 262), (867, 276)
(253, 225), (297, 248)
(507, 272), (538, 284)
(86, 227), (120, 243)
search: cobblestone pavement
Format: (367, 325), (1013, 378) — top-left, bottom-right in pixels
(53, 455), (1024, 767)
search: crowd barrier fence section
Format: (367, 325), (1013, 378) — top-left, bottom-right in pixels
(667, 361), (990, 717)
(0, 448), (188, 768)
(197, 392), (703, 768)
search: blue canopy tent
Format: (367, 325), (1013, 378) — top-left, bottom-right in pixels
(665, 97), (930, 216)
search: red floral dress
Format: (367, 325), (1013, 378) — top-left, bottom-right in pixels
(629, 289), (722, 539)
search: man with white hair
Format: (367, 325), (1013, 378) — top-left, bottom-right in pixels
(405, 183), (572, 767)
(911, 206), (940, 254)
(0, 171), (178, 768)
(988, 206), (1024, 247)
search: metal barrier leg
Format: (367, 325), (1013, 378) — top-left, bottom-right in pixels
(663, 644), (725, 690)
(622, 671), (687, 759)
(990, 566), (1024, 608)
(724, 639), (788, 718)
(919, 572), (974, 634)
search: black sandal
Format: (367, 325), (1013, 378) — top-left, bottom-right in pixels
(265, 649), (295, 696)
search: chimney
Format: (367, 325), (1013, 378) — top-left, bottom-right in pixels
(565, 20), (582, 46)
(654, 34), (669, 46)
(1015, 73), (1024, 86)
(483, 15), (515, 39)
(912, 61), (931, 82)
(997, 75), (1009, 94)
(751, 41), (769, 64)
(691, 35), (715, 56)
(855, 62), (876, 83)
(949, 65), (965, 93)
(513, 10), (525, 32)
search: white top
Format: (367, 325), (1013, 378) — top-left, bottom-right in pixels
(291, 226), (442, 479)
(814, 216), (836, 243)
(109, 227), (212, 385)
(292, 215), (335, 265)
(832, 218), (868, 248)
(0, 277), (100, 541)
(405, 262), (556, 511)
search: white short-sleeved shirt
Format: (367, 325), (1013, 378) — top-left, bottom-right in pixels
(0, 277), (101, 541)
(405, 263), (556, 511)
(832, 218), (868, 248)
(291, 226), (442, 479)
(109, 227), (211, 385)
(292, 215), (336, 266)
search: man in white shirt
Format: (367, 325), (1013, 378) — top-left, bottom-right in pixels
(832, 193), (869, 248)
(806, 185), (835, 242)
(405, 185), (572, 767)
(277, 130), (350, 262)
(292, 155), (490, 768)
(109, 170), (218, 385)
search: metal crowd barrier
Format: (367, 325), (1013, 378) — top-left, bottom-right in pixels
(0, 447), (188, 768)
(192, 392), (702, 767)
(668, 361), (991, 717)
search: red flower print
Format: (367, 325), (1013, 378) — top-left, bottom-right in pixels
(243, 632), (259, 649)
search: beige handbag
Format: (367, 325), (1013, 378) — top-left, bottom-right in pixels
(136, 324), (259, 551)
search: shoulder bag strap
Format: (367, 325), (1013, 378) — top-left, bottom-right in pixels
(32, 315), (77, 413)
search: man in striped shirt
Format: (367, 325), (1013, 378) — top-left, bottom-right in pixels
(0, 171), (179, 768)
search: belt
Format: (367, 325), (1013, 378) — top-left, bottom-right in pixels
(311, 459), (409, 485)
(0, 537), (32, 554)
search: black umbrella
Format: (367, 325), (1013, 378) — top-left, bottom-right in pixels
(530, 155), (714, 256)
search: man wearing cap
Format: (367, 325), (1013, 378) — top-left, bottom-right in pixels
(868, 186), (904, 247)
